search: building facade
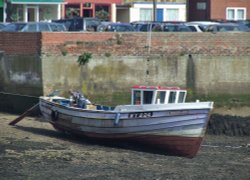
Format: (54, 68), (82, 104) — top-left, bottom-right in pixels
(187, 0), (250, 21)
(128, 2), (186, 22)
(3, 0), (64, 22)
(63, 0), (123, 22)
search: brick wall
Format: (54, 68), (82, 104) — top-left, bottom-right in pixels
(211, 0), (250, 20)
(0, 32), (41, 55)
(0, 32), (249, 56)
(40, 32), (250, 57)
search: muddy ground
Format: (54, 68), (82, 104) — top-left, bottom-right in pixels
(0, 112), (249, 180)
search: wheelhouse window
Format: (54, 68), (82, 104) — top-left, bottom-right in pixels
(155, 91), (166, 104)
(133, 90), (141, 105)
(143, 91), (153, 104)
(168, 91), (176, 103)
(178, 91), (186, 103)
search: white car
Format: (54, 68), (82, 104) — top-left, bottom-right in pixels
(185, 21), (220, 32)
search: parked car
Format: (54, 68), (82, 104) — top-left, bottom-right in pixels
(205, 23), (247, 32)
(185, 21), (220, 32)
(1, 22), (66, 32)
(52, 17), (101, 31)
(131, 21), (162, 32)
(161, 23), (193, 32)
(0, 22), (26, 32)
(210, 20), (250, 32)
(97, 22), (135, 32)
(185, 23), (204, 32)
(0, 23), (9, 30)
(233, 20), (250, 31)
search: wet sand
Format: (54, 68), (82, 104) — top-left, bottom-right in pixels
(0, 113), (249, 180)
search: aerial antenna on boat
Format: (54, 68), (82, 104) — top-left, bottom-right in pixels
(146, 23), (152, 54)
(144, 22), (153, 85)
(145, 0), (156, 55)
(146, 0), (157, 54)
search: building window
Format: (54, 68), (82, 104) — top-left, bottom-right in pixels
(140, 8), (152, 21)
(83, 3), (92, 8)
(197, 2), (206, 10)
(65, 4), (80, 18)
(226, 8), (246, 20)
(166, 9), (179, 21)
(95, 5), (109, 21)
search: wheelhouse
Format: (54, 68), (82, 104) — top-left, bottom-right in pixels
(131, 86), (187, 105)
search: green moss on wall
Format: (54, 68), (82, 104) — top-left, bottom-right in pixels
(87, 92), (130, 106)
(186, 94), (250, 108)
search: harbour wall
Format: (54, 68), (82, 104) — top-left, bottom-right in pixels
(0, 32), (250, 112)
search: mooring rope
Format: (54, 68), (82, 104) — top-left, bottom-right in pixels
(0, 91), (39, 99)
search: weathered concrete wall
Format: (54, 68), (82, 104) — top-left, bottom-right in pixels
(41, 54), (250, 98)
(0, 32), (42, 113)
(0, 51), (42, 113)
(42, 55), (187, 96)
(0, 32), (42, 95)
(0, 53), (42, 96)
(190, 55), (250, 94)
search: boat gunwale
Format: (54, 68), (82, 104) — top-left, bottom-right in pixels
(40, 97), (212, 115)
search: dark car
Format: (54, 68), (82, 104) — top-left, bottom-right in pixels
(1, 22), (66, 32)
(52, 17), (101, 31)
(131, 21), (162, 32)
(97, 22), (134, 32)
(162, 23), (193, 32)
(205, 23), (247, 32)
(235, 20), (250, 31)
(0, 23), (9, 30)
(1, 22), (27, 32)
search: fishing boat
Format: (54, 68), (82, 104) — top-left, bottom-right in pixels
(39, 85), (213, 158)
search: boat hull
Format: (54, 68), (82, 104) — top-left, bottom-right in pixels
(52, 123), (203, 158)
(39, 97), (213, 158)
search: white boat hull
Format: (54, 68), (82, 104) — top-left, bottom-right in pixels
(39, 97), (213, 157)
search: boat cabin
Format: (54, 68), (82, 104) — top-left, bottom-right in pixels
(131, 86), (187, 105)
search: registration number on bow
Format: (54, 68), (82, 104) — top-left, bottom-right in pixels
(128, 112), (153, 118)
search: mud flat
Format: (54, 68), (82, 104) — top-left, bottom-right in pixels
(0, 113), (249, 180)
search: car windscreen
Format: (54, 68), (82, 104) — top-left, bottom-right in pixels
(50, 23), (66, 31)
(139, 24), (157, 32)
(85, 19), (101, 31)
(218, 25), (241, 31)
(24, 24), (37, 32)
(163, 25), (192, 32)
(38, 24), (50, 31)
(107, 24), (134, 32)
(2, 23), (26, 32)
